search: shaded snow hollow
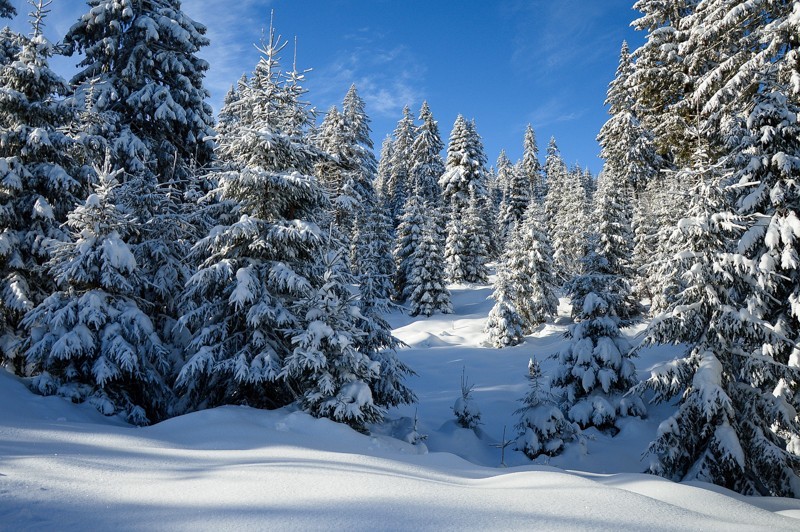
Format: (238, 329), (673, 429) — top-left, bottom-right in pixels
(2, 281), (800, 530)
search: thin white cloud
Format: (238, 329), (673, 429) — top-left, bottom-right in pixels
(309, 43), (426, 119)
(183, 0), (274, 112)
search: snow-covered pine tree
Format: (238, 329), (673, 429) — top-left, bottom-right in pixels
(281, 250), (385, 433)
(441, 117), (491, 279)
(0, 5), (91, 367)
(510, 201), (559, 330)
(453, 367), (481, 430)
(635, 146), (800, 496)
(175, 25), (333, 411)
(553, 237), (644, 431)
(516, 357), (577, 459)
(386, 106), (416, 226)
(592, 170), (634, 280)
(521, 124), (545, 202)
(353, 200), (415, 409)
(0, 0), (15, 18)
(408, 208), (452, 317)
(633, 1), (800, 497)
(462, 188), (490, 284)
(351, 195), (394, 310)
(485, 252), (526, 348)
(393, 183), (425, 301)
(24, 165), (171, 425)
(630, 0), (698, 166)
(598, 41), (662, 195)
(375, 135), (394, 205)
(498, 154), (531, 244)
(410, 101), (444, 207)
(549, 161), (589, 283)
(439, 115), (488, 217)
(64, 0), (215, 187)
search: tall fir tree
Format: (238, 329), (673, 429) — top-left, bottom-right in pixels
(24, 165), (172, 425)
(510, 201), (559, 330)
(409, 101), (444, 207)
(176, 25), (413, 429)
(553, 240), (645, 431)
(386, 106), (416, 226)
(408, 212), (452, 317)
(64, 0), (215, 186)
(521, 124), (544, 203)
(0, 4), (91, 367)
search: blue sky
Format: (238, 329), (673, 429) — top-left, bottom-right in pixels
(8, 0), (644, 174)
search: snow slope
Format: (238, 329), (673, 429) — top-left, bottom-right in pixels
(2, 281), (800, 530)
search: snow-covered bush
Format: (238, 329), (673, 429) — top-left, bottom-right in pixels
(453, 368), (481, 430)
(516, 358), (578, 459)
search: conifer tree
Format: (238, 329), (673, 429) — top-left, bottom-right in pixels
(553, 239), (644, 430)
(516, 357), (577, 459)
(393, 186), (425, 300)
(408, 212), (452, 317)
(410, 101), (444, 206)
(511, 202), (559, 329)
(375, 135), (393, 205)
(281, 251), (385, 432)
(630, 0), (698, 165)
(521, 124), (544, 202)
(0, 0), (15, 19)
(485, 256), (526, 348)
(64, 0), (215, 186)
(386, 106), (416, 225)
(24, 165), (171, 425)
(0, 5), (91, 366)
(498, 155), (531, 244)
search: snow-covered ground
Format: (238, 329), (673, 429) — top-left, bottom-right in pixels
(2, 280), (800, 530)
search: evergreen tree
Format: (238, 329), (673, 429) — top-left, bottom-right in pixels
(498, 155), (531, 244)
(386, 106), (416, 226)
(408, 212), (452, 317)
(393, 186), (425, 301)
(0, 6), (91, 366)
(510, 202), (559, 330)
(485, 256), (526, 348)
(375, 135), (393, 205)
(630, 0), (698, 166)
(453, 367), (481, 430)
(0, 0), (15, 19)
(281, 251), (384, 432)
(553, 240), (644, 430)
(463, 189), (490, 284)
(439, 115), (487, 216)
(64, 0), (215, 186)
(351, 196), (394, 310)
(409, 101), (444, 206)
(521, 124), (544, 202)
(593, 170), (634, 279)
(633, 0), (800, 495)
(516, 357), (577, 459)
(24, 165), (171, 425)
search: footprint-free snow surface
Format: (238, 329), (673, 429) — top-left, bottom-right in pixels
(2, 282), (800, 530)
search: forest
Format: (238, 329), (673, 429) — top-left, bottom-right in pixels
(0, 0), (799, 501)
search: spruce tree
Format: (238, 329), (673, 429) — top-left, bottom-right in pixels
(498, 155), (531, 244)
(553, 239), (644, 431)
(386, 106), (416, 226)
(511, 202), (559, 330)
(516, 357), (577, 459)
(521, 124), (544, 202)
(393, 186), (425, 300)
(410, 101), (444, 207)
(64, 0), (215, 186)
(0, 6), (91, 366)
(485, 257), (526, 348)
(408, 212), (452, 317)
(24, 165), (171, 425)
